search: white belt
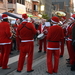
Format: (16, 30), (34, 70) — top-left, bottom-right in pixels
(66, 38), (72, 41)
(0, 42), (11, 45)
(21, 39), (34, 42)
(47, 47), (60, 50)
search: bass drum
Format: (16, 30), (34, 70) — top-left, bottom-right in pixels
(37, 33), (45, 40)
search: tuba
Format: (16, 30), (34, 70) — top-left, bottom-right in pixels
(55, 11), (66, 17)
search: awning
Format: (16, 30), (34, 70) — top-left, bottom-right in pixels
(2, 12), (22, 20)
(0, 13), (16, 20)
(32, 15), (39, 19)
(27, 14), (33, 17)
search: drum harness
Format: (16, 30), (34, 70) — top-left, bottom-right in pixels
(18, 22), (34, 42)
(19, 22), (32, 32)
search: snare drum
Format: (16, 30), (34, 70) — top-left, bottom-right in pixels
(37, 33), (45, 40)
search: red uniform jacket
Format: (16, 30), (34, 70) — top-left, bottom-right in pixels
(38, 24), (43, 33)
(66, 23), (75, 40)
(37, 24), (48, 35)
(47, 25), (64, 48)
(13, 24), (19, 32)
(16, 22), (37, 40)
(0, 21), (11, 43)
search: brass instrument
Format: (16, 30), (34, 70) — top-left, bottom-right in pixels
(55, 11), (66, 17)
(10, 26), (16, 40)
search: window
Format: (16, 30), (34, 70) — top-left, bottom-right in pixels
(8, 0), (13, 3)
(17, 0), (20, 3)
(22, 0), (25, 5)
(0, 0), (3, 2)
(20, 0), (21, 3)
(34, 5), (38, 11)
(17, 0), (25, 5)
(34, 5), (36, 11)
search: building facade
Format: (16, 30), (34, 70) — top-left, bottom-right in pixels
(0, 0), (8, 13)
(52, 0), (74, 14)
(32, 0), (39, 16)
(8, 0), (40, 17)
(0, 0), (74, 19)
(39, 0), (52, 18)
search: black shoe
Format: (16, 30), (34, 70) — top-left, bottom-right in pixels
(67, 64), (71, 67)
(46, 71), (53, 74)
(27, 70), (34, 72)
(71, 67), (75, 71)
(38, 50), (42, 52)
(17, 50), (19, 52)
(17, 70), (21, 72)
(71, 64), (75, 71)
(60, 55), (63, 58)
(66, 62), (70, 64)
(44, 51), (46, 53)
(66, 58), (70, 61)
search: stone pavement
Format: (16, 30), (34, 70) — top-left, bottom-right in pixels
(7, 45), (75, 75)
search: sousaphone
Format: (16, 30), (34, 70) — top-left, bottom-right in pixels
(55, 11), (66, 17)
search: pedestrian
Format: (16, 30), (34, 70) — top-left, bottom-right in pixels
(46, 16), (64, 74)
(17, 14), (37, 72)
(0, 14), (12, 69)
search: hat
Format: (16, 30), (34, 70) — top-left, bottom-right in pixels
(61, 16), (66, 20)
(22, 14), (28, 19)
(16, 18), (20, 22)
(51, 16), (59, 23)
(70, 14), (75, 20)
(2, 14), (8, 19)
(16, 18), (19, 21)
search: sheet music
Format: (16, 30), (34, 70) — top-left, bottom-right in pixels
(45, 22), (51, 27)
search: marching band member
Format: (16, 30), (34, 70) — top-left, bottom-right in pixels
(60, 16), (67, 57)
(37, 19), (47, 53)
(0, 14), (12, 69)
(17, 14), (37, 72)
(46, 16), (64, 74)
(13, 19), (21, 51)
(66, 14), (75, 70)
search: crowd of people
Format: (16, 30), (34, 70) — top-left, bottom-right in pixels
(0, 13), (75, 74)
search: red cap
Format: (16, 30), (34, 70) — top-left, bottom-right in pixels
(22, 14), (28, 19)
(61, 16), (66, 20)
(16, 18), (20, 21)
(51, 16), (59, 23)
(2, 14), (8, 19)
